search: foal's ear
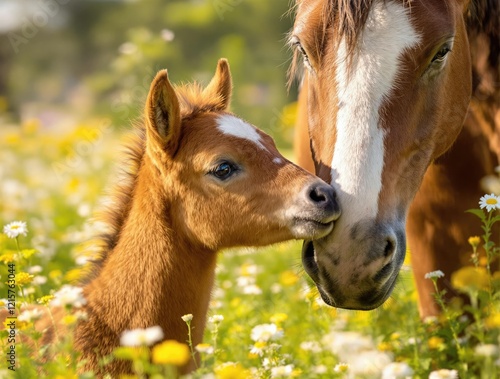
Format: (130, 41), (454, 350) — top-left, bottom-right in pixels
(145, 69), (181, 155)
(203, 58), (232, 111)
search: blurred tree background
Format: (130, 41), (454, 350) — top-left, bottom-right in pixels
(0, 0), (298, 147)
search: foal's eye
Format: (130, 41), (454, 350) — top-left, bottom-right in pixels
(431, 46), (451, 64)
(210, 161), (238, 181)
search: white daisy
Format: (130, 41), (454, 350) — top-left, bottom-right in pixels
(120, 325), (164, 347)
(27, 265), (43, 274)
(242, 284), (262, 295)
(271, 364), (294, 378)
(479, 193), (500, 212)
(382, 362), (414, 379)
(428, 369), (459, 379)
(181, 314), (193, 322)
(424, 270), (445, 279)
(50, 285), (87, 308)
(208, 315), (224, 324)
(3, 221), (28, 239)
(334, 363), (349, 373)
(195, 343), (214, 354)
(18, 308), (44, 322)
(251, 323), (284, 342)
(474, 344), (499, 357)
(300, 341), (322, 353)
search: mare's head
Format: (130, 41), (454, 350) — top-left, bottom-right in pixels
(145, 59), (340, 250)
(290, 0), (472, 309)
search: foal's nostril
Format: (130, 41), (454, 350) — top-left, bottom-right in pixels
(308, 183), (334, 205)
(309, 187), (327, 203)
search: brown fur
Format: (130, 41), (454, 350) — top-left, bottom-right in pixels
(290, 0), (499, 315)
(11, 59), (339, 377)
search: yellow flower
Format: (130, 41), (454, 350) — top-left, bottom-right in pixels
(15, 272), (34, 286)
(54, 375), (77, 379)
(291, 368), (303, 377)
(0, 253), (16, 264)
(230, 297), (241, 308)
(270, 313), (288, 324)
(65, 268), (83, 283)
(37, 295), (54, 306)
(485, 312), (500, 329)
(151, 340), (190, 366)
(62, 315), (77, 325)
(451, 266), (490, 292)
(5, 133), (20, 145)
(215, 362), (252, 379)
(378, 341), (392, 352)
(21, 249), (37, 259)
(479, 256), (488, 267)
(113, 346), (149, 361)
(468, 236), (481, 247)
(390, 332), (401, 341)
(280, 270), (299, 286)
(49, 269), (62, 281)
(428, 336), (444, 350)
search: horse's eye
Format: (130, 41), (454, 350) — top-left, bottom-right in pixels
(431, 46), (451, 64)
(291, 37), (313, 71)
(210, 161), (238, 181)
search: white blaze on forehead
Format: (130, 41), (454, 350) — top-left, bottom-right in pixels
(217, 114), (267, 150)
(331, 1), (420, 223)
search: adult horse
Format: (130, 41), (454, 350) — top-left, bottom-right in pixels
(290, 0), (499, 316)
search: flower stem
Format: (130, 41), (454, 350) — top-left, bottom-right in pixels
(185, 320), (198, 369)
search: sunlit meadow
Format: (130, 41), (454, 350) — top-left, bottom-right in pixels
(1, 120), (499, 378)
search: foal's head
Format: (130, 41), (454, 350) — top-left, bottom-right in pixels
(290, 0), (472, 309)
(144, 59), (340, 250)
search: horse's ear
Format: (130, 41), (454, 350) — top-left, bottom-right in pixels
(203, 58), (232, 111)
(145, 69), (181, 155)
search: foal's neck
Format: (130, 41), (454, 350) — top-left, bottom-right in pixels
(78, 157), (217, 369)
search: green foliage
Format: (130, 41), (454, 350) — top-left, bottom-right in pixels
(2, 0), (296, 148)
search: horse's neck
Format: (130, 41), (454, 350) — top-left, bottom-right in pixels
(80, 161), (217, 350)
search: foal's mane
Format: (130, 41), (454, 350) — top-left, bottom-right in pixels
(82, 82), (227, 282)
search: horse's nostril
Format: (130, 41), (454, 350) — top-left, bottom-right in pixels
(383, 238), (395, 258)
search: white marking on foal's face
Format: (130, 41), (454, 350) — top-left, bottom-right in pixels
(217, 114), (266, 151)
(331, 1), (420, 224)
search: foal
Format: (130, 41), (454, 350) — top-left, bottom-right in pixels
(34, 59), (339, 376)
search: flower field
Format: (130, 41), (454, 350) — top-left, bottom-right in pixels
(1, 120), (500, 379)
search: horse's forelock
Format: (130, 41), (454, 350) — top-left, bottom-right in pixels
(287, 0), (377, 87)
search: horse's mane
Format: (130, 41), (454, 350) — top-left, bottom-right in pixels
(467, 0), (500, 95)
(81, 82), (226, 283)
